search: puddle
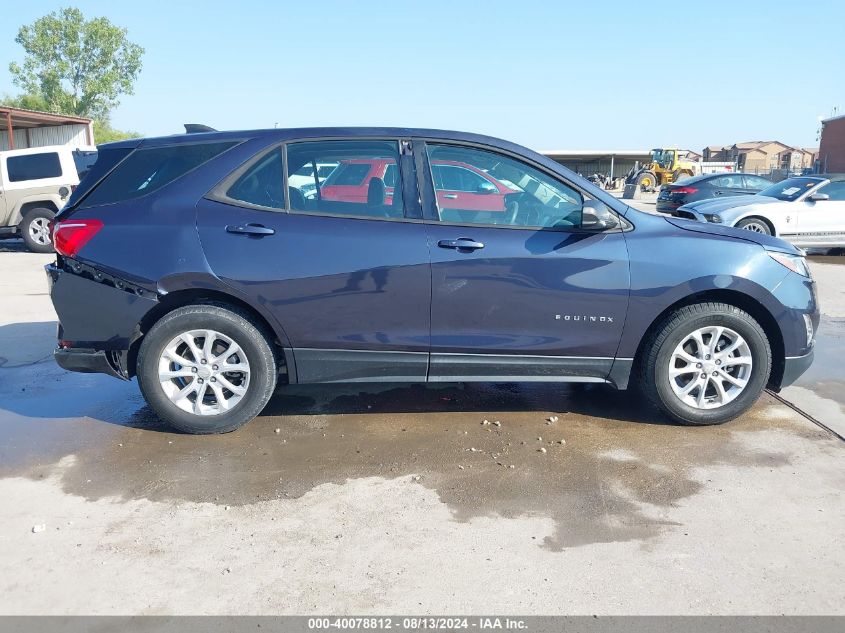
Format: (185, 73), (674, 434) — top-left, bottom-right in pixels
(2, 359), (827, 551)
(794, 315), (845, 408)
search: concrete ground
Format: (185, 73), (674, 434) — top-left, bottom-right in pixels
(0, 236), (843, 615)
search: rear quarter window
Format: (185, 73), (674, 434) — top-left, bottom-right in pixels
(78, 141), (238, 208)
(6, 152), (62, 182)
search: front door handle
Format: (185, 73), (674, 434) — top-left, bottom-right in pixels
(443, 194), (458, 199)
(226, 223), (275, 236)
(438, 238), (484, 251)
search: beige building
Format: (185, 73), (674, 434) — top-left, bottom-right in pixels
(703, 141), (817, 174)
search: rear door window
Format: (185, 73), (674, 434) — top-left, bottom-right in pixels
(286, 140), (405, 219)
(79, 141), (238, 208)
(711, 174), (745, 189)
(323, 163), (371, 186)
(6, 152), (62, 182)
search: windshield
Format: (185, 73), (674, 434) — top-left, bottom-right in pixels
(651, 149), (674, 169)
(758, 177), (823, 201)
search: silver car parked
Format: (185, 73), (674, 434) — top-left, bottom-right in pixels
(674, 176), (845, 249)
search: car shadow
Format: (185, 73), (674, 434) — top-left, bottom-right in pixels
(256, 381), (673, 427)
(0, 238), (28, 253)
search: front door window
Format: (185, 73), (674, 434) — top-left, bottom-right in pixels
(425, 144), (584, 229)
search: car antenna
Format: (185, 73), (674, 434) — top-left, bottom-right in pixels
(184, 124), (217, 134)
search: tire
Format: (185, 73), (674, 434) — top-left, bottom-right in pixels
(20, 207), (56, 253)
(137, 304), (277, 434)
(637, 302), (772, 426)
(636, 171), (657, 191)
(735, 217), (772, 235)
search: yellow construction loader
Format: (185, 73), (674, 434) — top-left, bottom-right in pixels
(626, 148), (699, 190)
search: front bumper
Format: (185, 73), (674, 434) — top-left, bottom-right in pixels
(779, 349), (815, 389)
(54, 347), (129, 380)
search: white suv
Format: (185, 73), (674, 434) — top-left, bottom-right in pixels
(0, 144), (97, 252)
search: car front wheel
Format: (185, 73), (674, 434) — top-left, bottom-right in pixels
(638, 302), (772, 425)
(137, 304), (277, 434)
(735, 217), (772, 235)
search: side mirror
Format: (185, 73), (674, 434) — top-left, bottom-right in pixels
(581, 200), (619, 230)
(476, 181), (497, 194)
(808, 192), (829, 202)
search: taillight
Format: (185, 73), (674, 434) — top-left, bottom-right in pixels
(672, 186), (698, 195)
(53, 219), (103, 257)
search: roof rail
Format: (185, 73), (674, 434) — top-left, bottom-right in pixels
(184, 124), (217, 134)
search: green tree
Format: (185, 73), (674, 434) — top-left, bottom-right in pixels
(0, 92), (49, 111)
(8, 7), (144, 119)
(93, 117), (141, 144)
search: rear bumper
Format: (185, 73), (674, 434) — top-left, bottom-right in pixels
(778, 349), (815, 389)
(54, 347), (129, 380)
(46, 262), (157, 349)
(47, 262), (158, 380)
(655, 201), (681, 213)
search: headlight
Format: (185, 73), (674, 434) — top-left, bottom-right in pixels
(703, 213), (722, 223)
(768, 251), (811, 277)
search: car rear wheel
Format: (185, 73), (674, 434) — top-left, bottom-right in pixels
(637, 302), (771, 425)
(736, 217), (771, 235)
(137, 304), (277, 434)
(20, 207), (56, 253)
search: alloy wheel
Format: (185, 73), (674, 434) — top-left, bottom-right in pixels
(28, 217), (52, 245)
(668, 326), (752, 409)
(157, 329), (251, 415)
(741, 221), (768, 233)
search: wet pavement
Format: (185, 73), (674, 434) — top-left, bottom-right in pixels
(0, 246), (843, 614)
(2, 360), (829, 551)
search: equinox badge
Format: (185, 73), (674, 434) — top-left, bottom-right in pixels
(556, 314), (614, 323)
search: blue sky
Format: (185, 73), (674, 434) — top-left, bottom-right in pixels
(1, 0), (843, 151)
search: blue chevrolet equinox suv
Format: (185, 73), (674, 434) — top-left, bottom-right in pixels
(47, 127), (818, 434)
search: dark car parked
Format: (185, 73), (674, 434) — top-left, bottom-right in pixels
(47, 127), (817, 434)
(656, 173), (772, 214)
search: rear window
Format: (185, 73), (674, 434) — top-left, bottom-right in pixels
(79, 141), (237, 208)
(6, 152), (62, 182)
(324, 163), (371, 186)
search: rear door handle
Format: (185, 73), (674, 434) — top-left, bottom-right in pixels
(438, 238), (484, 251)
(226, 223), (275, 236)
(443, 194), (458, 199)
